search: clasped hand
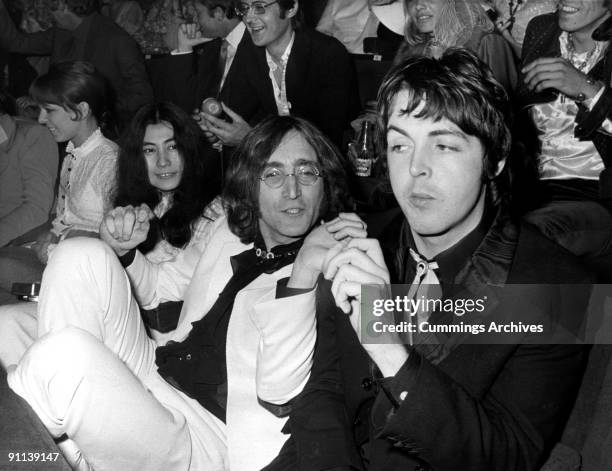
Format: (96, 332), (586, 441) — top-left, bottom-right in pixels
(100, 204), (154, 257)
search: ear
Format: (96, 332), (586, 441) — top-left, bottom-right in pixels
(285, 0), (298, 19)
(76, 101), (91, 120)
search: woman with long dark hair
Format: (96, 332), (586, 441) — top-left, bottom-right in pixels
(113, 101), (222, 263)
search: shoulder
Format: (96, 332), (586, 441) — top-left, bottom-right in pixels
(524, 12), (559, 44)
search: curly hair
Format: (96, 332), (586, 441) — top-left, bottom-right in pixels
(114, 102), (221, 249)
(29, 61), (117, 138)
(223, 115), (353, 244)
(377, 48), (512, 206)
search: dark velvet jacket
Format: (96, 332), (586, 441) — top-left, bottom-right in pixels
(517, 13), (612, 201)
(290, 207), (593, 471)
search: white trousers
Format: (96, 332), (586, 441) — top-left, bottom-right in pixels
(5, 238), (228, 470)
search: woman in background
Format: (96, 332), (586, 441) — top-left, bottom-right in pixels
(395, 0), (518, 93)
(0, 61), (118, 305)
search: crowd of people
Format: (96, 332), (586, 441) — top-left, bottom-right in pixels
(0, 0), (611, 470)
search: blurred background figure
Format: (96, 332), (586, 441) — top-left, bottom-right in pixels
(316, 0), (379, 54)
(492, 0), (558, 56)
(100, 0), (144, 36)
(394, 0), (518, 94)
(0, 0), (153, 125)
(0, 85), (58, 249)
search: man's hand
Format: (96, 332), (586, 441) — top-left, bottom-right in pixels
(100, 204), (154, 257)
(201, 103), (252, 147)
(522, 57), (601, 100)
(288, 213), (368, 289)
(324, 238), (408, 377)
(32, 230), (59, 264)
(176, 23), (211, 53)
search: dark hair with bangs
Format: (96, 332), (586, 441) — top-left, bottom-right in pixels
(29, 61), (116, 138)
(114, 102), (221, 249)
(377, 48), (512, 205)
(224, 115), (352, 244)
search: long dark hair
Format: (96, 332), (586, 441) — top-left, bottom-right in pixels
(114, 102), (221, 249)
(224, 115), (353, 244)
(29, 61), (117, 139)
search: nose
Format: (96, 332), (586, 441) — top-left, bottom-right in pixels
(282, 174), (301, 199)
(38, 109), (47, 124)
(409, 145), (430, 178)
(414, 0), (426, 9)
(157, 149), (171, 168)
(244, 4), (257, 21)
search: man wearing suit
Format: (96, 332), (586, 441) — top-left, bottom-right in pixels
(155, 0), (248, 114)
(301, 49), (594, 470)
(0, 0), (153, 123)
(201, 0), (359, 149)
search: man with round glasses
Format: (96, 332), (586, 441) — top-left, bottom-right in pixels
(198, 0), (359, 149)
(5, 116), (364, 470)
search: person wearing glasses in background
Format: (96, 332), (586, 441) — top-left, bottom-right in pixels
(155, 0), (250, 114)
(5, 115), (365, 471)
(196, 0), (359, 149)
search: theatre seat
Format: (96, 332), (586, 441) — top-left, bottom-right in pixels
(0, 368), (71, 470)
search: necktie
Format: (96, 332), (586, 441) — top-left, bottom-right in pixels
(214, 39), (230, 97)
(405, 248), (442, 344)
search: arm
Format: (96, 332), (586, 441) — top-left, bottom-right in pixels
(0, 0), (52, 55)
(477, 32), (519, 95)
(314, 40), (359, 147)
(113, 34), (154, 116)
(0, 124), (58, 247)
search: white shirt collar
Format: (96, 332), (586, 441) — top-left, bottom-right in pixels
(225, 21), (246, 50)
(265, 31), (295, 71)
(66, 128), (104, 157)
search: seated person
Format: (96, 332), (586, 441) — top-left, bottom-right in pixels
(393, 0), (518, 94)
(0, 86), (58, 248)
(198, 0), (359, 149)
(114, 101), (223, 334)
(307, 49), (592, 469)
(4, 115), (364, 470)
(517, 3), (612, 259)
(0, 61), (118, 305)
(0, 0), (153, 122)
(492, 0), (557, 56)
(154, 0), (248, 114)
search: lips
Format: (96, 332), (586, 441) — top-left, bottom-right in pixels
(155, 172), (178, 179)
(408, 192), (435, 209)
(281, 208), (305, 215)
(559, 3), (579, 13)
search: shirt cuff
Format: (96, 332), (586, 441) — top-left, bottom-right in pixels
(585, 84), (606, 111)
(275, 277), (314, 299)
(170, 49), (192, 55)
(119, 249), (137, 267)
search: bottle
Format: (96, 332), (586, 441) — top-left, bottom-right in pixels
(354, 120), (376, 177)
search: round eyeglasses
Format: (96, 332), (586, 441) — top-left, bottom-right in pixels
(234, 1), (279, 16)
(259, 164), (322, 189)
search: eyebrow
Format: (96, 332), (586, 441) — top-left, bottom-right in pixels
(142, 138), (176, 146)
(387, 125), (470, 142)
(264, 159), (318, 167)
